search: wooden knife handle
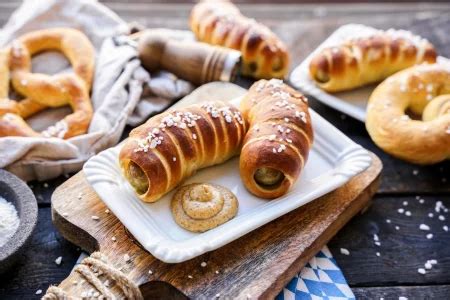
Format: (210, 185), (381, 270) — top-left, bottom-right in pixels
(137, 31), (241, 85)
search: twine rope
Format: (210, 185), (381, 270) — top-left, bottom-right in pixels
(43, 252), (143, 300)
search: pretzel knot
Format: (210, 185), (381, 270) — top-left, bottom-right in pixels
(366, 63), (450, 165)
(0, 28), (95, 139)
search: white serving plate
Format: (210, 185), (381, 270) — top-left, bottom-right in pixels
(289, 23), (449, 122)
(84, 97), (371, 263)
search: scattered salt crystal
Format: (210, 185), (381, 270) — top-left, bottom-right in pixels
(429, 259), (437, 265)
(418, 268), (426, 274)
(373, 234), (379, 242)
(62, 213), (69, 217)
(395, 226), (400, 230)
(340, 248), (350, 255)
(188, 275), (193, 279)
(428, 213), (434, 218)
(439, 215), (445, 221)
(399, 296), (408, 300)
(124, 254), (131, 262)
(405, 211), (411, 216)
(426, 233), (433, 239)
(424, 262), (432, 269)
(216, 293), (221, 298)
(374, 241), (381, 246)
(412, 169), (419, 175)
(105, 209), (110, 214)
(192, 134), (197, 140)
(386, 219), (391, 223)
(148, 270), (153, 275)
(201, 262), (207, 267)
(419, 224), (430, 231)
(43, 183), (49, 188)
(173, 157), (177, 162)
(398, 208), (405, 214)
(55, 256), (62, 265)
(376, 252), (380, 257)
(419, 199), (425, 204)
(36, 289), (42, 295)
(112, 236), (116, 242)
(443, 225), (448, 232)
(403, 201), (408, 206)
(215, 270), (220, 274)
(91, 215), (100, 221)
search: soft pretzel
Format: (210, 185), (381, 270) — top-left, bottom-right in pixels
(0, 28), (95, 139)
(239, 79), (313, 199)
(120, 101), (247, 202)
(366, 63), (450, 164)
(190, 0), (289, 79)
(309, 29), (437, 92)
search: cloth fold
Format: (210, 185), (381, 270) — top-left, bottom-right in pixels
(0, 0), (193, 181)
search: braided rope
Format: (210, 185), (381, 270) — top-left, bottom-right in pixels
(43, 252), (143, 300)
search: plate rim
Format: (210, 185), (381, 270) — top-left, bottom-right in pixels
(84, 106), (372, 263)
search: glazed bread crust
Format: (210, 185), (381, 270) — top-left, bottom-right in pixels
(239, 79), (313, 199)
(190, 0), (289, 79)
(0, 28), (95, 139)
(309, 30), (437, 92)
(366, 64), (450, 165)
(120, 101), (247, 203)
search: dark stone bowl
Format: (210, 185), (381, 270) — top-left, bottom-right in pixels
(0, 169), (37, 274)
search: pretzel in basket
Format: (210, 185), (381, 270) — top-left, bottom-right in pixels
(0, 28), (95, 139)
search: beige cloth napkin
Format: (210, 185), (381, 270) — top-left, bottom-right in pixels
(0, 0), (194, 181)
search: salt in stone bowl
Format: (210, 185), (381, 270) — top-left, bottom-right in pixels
(0, 169), (37, 274)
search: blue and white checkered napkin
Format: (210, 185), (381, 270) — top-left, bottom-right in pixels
(277, 246), (355, 300)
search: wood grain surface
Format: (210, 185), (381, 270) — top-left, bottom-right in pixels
(49, 153), (381, 298)
(0, 2), (449, 299)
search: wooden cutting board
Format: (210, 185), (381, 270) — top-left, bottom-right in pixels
(50, 82), (382, 299)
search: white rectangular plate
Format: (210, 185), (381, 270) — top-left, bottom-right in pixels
(84, 99), (371, 263)
(289, 23), (449, 122)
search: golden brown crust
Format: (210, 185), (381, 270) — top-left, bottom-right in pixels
(190, 0), (289, 79)
(0, 28), (95, 139)
(171, 183), (238, 232)
(239, 79), (313, 199)
(366, 64), (450, 165)
(120, 101), (247, 203)
(309, 30), (437, 92)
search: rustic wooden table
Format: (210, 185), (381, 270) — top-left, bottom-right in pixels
(0, 1), (449, 299)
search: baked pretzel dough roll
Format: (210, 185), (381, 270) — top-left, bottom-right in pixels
(171, 183), (238, 232)
(120, 102), (247, 202)
(190, 0), (289, 79)
(309, 29), (437, 92)
(0, 28), (95, 139)
(240, 79), (313, 199)
(366, 64), (450, 165)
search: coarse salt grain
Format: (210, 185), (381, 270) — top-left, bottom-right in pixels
(426, 233), (433, 239)
(398, 208), (405, 214)
(395, 226), (400, 230)
(112, 236), (116, 242)
(124, 254), (131, 262)
(419, 199), (425, 204)
(55, 256), (62, 265)
(91, 215), (100, 221)
(443, 225), (449, 232)
(36, 289), (42, 295)
(386, 219), (391, 223)
(188, 275), (193, 279)
(149, 270), (153, 275)
(105, 209), (110, 214)
(413, 169), (419, 175)
(405, 211), (411, 217)
(340, 248), (350, 255)
(419, 224), (430, 231)
(439, 215), (445, 221)
(428, 213), (434, 218)
(424, 262), (432, 269)
(418, 268), (426, 274)
(376, 252), (380, 257)
(403, 201), (408, 206)
(201, 262), (207, 267)
(173, 157), (177, 162)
